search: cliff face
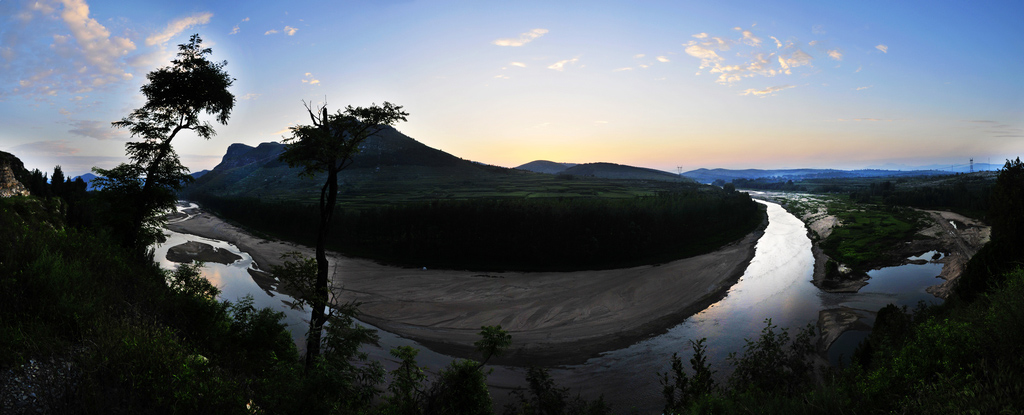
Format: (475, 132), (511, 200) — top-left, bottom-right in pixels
(0, 162), (30, 198)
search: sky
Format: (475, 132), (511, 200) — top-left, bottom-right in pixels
(1, 0), (1022, 177)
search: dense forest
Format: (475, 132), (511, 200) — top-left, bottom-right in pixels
(189, 187), (764, 271)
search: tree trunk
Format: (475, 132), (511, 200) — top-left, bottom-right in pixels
(305, 159), (340, 371)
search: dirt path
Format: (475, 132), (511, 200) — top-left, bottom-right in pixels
(167, 208), (765, 366)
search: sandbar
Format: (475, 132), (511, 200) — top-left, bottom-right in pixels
(167, 208), (765, 366)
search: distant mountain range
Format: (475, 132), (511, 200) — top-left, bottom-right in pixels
(680, 167), (953, 184)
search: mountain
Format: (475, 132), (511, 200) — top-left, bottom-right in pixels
(516, 160), (577, 174)
(72, 173), (99, 190)
(190, 170), (210, 179)
(683, 167), (949, 184)
(561, 162), (688, 182)
(184, 126), (509, 201)
(516, 160), (687, 182)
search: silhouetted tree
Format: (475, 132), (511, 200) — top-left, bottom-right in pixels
(278, 100), (407, 369)
(98, 33), (234, 250)
(51, 165), (64, 198)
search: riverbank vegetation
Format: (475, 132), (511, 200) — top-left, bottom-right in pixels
(188, 187), (764, 271)
(3, 158), (1023, 413)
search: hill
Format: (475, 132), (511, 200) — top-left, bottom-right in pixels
(515, 160), (576, 174)
(184, 126), (506, 204)
(561, 162), (688, 182)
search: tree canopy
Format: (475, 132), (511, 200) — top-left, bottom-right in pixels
(98, 33), (234, 250)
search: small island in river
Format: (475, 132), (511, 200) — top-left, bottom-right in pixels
(166, 241), (242, 265)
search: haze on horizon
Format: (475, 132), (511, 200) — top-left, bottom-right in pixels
(1, 0), (1022, 177)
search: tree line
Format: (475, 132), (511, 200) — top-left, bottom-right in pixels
(190, 189), (765, 272)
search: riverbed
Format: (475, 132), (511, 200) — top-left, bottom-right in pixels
(156, 199), (949, 411)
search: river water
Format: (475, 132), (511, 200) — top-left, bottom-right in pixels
(155, 199), (946, 412)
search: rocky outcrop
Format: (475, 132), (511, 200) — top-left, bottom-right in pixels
(0, 163), (30, 198)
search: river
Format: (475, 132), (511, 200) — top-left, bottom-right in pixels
(155, 199), (945, 412)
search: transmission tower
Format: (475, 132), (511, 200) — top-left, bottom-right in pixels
(970, 158), (974, 173)
(677, 165), (684, 176)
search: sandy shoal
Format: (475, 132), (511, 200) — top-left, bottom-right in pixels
(167, 211), (764, 366)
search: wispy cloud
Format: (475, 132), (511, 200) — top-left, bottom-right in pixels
(770, 36), (783, 48)
(146, 12), (213, 46)
(741, 30), (761, 46)
(827, 49), (843, 60)
(302, 72), (319, 85)
(812, 25), (826, 35)
(634, 53), (646, 58)
(21, 0), (139, 94)
(855, 85), (872, 91)
(265, 29), (279, 35)
(493, 28), (548, 47)
(229, 17), (249, 35)
(547, 58), (578, 71)
(240, 93), (261, 100)
(836, 118), (901, 122)
(740, 84), (795, 96)
(9, 140), (81, 156)
(656, 56), (670, 63)
(613, 67), (633, 72)
(876, 44), (888, 53)
(510, 62), (526, 68)
(284, 26), (298, 36)
(68, 120), (126, 140)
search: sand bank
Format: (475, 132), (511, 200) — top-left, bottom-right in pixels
(167, 209), (765, 366)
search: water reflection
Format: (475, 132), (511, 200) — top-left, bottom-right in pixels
(156, 200), (949, 412)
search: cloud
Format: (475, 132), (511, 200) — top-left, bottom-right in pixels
(8, 140), (81, 156)
(284, 26), (298, 36)
(146, 12), (213, 46)
(855, 66), (862, 73)
(684, 42), (724, 69)
(510, 62), (526, 67)
(836, 118), (900, 122)
(827, 49), (842, 60)
(272, 126), (293, 135)
(855, 85), (872, 91)
(741, 30), (761, 46)
(613, 67), (632, 72)
(740, 84), (795, 96)
(240, 93), (261, 100)
(229, 17), (249, 35)
(778, 50), (812, 72)
(547, 58), (578, 71)
(301, 72), (319, 85)
(876, 44), (888, 53)
(656, 56), (670, 63)
(770, 36), (783, 48)
(265, 29), (279, 35)
(68, 120), (125, 140)
(493, 74), (509, 79)
(492, 28), (548, 47)
(53, 0), (137, 86)
(812, 25), (825, 35)
(692, 33), (708, 39)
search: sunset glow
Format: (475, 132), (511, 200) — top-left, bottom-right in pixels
(2, 0), (1022, 176)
